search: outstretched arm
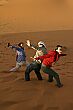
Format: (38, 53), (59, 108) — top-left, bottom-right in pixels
(26, 40), (38, 50)
(59, 53), (67, 56)
(7, 43), (18, 50)
(34, 54), (51, 61)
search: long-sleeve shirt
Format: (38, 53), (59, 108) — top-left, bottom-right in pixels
(28, 44), (47, 63)
(35, 50), (66, 67)
(10, 45), (26, 62)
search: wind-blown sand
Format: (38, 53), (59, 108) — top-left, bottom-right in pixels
(0, 30), (73, 110)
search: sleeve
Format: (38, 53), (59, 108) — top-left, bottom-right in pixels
(30, 44), (38, 50)
(35, 54), (51, 60)
(59, 54), (67, 56)
(9, 45), (19, 50)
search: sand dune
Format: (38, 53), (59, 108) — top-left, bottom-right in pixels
(0, 1), (73, 109)
(0, 30), (73, 110)
(0, 0), (73, 34)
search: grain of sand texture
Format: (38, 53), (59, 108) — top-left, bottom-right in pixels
(0, 31), (73, 110)
(0, 0), (73, 34)
(0, 0), (73, 110)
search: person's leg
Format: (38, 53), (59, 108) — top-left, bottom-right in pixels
(25, 62), (42, 81)
(47, 68), (63, 87)
(25, 63), (34, 81)
(9, 62), (21, 72)
(48, 74), (53, 82)
(31, 62), (42, 80)
(34, 69), (43, 80)
(26, 60), (30, 66)
(41, 65), (63, 87)
(34, 67), (42, 80)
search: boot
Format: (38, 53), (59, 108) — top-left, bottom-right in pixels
(48, 79), (53, 82)
(55, 75), (63, 88)
(56, 83), (63, 88)
(48, 75), (53, 82)
(25, 71), (30, 81)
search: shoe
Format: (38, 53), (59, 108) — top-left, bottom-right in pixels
(25, 79), (30, 81)
(38, 78), (43, 80)
(56, 84), (63, 88)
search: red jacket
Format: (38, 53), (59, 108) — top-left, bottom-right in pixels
(35, 50), (66, 67)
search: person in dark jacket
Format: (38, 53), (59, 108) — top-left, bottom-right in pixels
(24, 40), (47, 81)
(34, 45), (66, 88)
(8, 42), (28, 72)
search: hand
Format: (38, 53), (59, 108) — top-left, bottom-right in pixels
(26, 40), (31, 47)
(30, 57), (35, 60)
(7, 43), (11, 47)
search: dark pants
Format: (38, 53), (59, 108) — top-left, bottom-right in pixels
(41, 64), (62, 86)
(25, 61), (42, 81)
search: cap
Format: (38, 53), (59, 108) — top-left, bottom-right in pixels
(38, 41), (46, 47)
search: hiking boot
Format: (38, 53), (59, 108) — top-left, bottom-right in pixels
(56, 84), (63, 88)
(38, 79), (43, 80)
(25, 79), (30, 81)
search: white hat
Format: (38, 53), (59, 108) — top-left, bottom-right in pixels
(38, 41), (46, 47)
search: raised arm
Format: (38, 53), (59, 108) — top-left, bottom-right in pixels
(26, 40), (38, 50)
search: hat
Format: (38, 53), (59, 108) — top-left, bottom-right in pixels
(38, 41), (46, 47)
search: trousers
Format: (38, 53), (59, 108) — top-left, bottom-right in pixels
(25, 61), (42, 80)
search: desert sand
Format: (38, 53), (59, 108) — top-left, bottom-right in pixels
(0, 30), (73, 110)
(0, 0), (73, 110)
(0, 0), (73, 34)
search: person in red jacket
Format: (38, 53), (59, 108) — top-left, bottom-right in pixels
(33, 45), (66, 88)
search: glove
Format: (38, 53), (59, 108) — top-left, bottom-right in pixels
(26, 40), (31, 47)
(7, 43), (11, 47)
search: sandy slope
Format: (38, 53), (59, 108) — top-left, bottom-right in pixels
(0, 0), (73, 34)
(0, 30), (73, 110)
